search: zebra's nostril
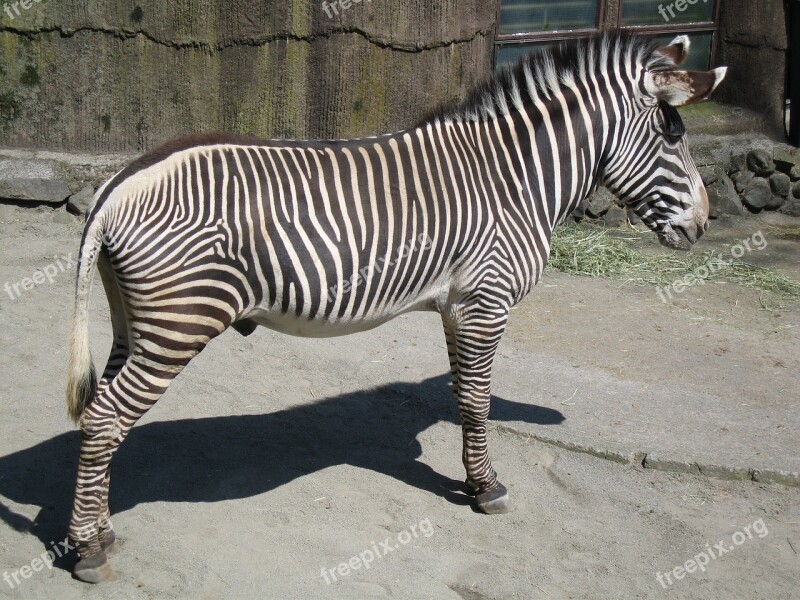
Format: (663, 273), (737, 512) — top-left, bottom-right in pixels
(674, 224), (693, 243)
(696, 225), (705, 241)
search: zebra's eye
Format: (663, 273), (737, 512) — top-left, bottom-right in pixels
(658, 101), (685, 144)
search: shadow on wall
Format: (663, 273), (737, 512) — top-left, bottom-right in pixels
(0, 374), (563, 572)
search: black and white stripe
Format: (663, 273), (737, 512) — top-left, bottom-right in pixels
(65, 32), (726, 582)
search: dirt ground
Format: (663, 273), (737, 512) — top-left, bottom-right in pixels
(0, 204), (798, 600)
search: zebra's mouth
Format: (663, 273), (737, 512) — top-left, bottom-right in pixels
(657, 223), (694, 251)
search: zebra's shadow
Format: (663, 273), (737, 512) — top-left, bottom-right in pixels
(0, 374), (563, 570)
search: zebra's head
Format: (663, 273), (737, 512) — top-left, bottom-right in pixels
(601, 36), (727, 250)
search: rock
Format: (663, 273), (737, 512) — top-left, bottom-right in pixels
(67, 185), (95, 215)
(779, 198), (800, 217)
(0, 157), (58, 179)
(53, 210), (78, 224)
(571, 195), (590, 221)
(793, 180), (800, 199)
(626, 207), (641, 225)
(699, 166), (719, 187)
(706, 174), (744, 217)
(731, 170), (754, 193)
(602, 205), (626, 227)
(746, 149), (775, 176)
(790, 165), (800, 181)
(769, 172), (791, 197)
(764, 195), (784, 210)
(585, 187), (614, 218)
(728, 153), (747, 174)
(0, 178), (71, 203)
(773, 147), (800, 175)
(741, 178), (771, 211)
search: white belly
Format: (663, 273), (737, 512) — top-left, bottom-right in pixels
(244, 298), (440, 338)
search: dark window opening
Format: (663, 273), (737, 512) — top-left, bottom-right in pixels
(495, 0), (719, 71)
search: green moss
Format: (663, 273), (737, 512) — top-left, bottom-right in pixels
(0, 91), (21, 125)
(20, 64), (39, 86)
(284, 41), (310, 137)
(289, 0), (310, 38)
(680, 100), (730, 119)
(349, 51), (390, 136)
(99, 113), (111, 133)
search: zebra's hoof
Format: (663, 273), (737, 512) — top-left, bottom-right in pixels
(100, 530), (118, 555)
(476, 483), (511, 514)
(73, 552), (116, 584)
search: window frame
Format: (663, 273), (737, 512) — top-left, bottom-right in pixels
(494, 1), (606, 44)
(493, 0), (721, 69)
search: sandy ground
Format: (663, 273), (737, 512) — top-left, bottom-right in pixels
(0, 204), (798, 600)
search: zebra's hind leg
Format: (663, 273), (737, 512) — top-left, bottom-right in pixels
(93, 255), (129, 556)
(97, 469), (117, 554)
(443, 304), (512, 515)
(70, 351), (200, 583)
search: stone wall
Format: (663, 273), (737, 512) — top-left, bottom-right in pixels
(571, 136), (800, 227)
(0, 1), (495, 152)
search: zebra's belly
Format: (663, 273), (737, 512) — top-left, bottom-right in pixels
(243, 298), (440, 338)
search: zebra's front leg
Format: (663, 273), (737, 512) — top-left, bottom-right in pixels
(443, 306), (511, 514)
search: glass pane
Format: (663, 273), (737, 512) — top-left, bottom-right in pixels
(495, 32), (713, 71)
(495, 43), (552, 69)
(622, 0), (715, 26)
(648, 32), (713, 70)
(499, 0), (599, 35)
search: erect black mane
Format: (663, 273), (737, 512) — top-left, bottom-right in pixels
(417, 31), (672, 127)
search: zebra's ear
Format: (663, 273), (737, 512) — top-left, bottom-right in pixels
(644, 67), (728, 107)
(654, 35), (691, 67)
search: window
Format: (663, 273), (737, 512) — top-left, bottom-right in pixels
(495, 1), (604, 68)
(620, 0), (718, 70)
(621, 0), (715, 26)
(499, 1), (601, 35)
(495, 0), (719, 70)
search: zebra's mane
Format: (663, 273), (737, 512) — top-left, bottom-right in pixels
(420, 32), (674, 126)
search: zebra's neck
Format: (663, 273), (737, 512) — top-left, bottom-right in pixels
(422, 90), (610, 238)
(511, 91), (609, 228)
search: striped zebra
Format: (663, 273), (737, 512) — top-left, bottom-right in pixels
(66, 33), (725, 582)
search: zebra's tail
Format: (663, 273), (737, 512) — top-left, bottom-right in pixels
(66, 217), (104, 424)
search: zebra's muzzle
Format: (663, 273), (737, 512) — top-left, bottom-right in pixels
(657, 222), (696, 251)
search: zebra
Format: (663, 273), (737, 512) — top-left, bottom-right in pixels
(65, 32), (726, 582)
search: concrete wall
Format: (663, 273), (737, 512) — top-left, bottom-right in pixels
(1, 0), (789, 151)
(0, 1), (495, 152)
(715, 0), (789, 139)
